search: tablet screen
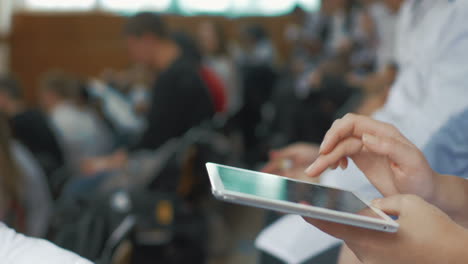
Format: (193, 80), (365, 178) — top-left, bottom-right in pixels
(216, 166), (382, 219)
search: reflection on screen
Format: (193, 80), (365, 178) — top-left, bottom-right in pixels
(218, 166), (382, 219)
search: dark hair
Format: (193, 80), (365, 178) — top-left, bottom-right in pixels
(124, 12), (169, 38)
(0, 76), (22, 99)
(172, 31), (202, 64)
(244, 24), (268, 43)
(40, 70), (79, 100)
(203, 21), (228, 56)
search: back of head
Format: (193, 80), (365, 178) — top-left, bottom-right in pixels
(244, 24), (268, 43)
(0, 75), (22, 100)
(124, 12), (169, 39)
(40, 70), (79, 100)
(173, 31), (202, 64)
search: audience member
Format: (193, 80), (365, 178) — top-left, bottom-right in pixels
(173, 31), (228, 114)
(82, 12), (215, 175)
(0, 113), (52, 237)
(40, 71), (113, 169)
(0, 223), (91, 263)
(198, 21), (241, 114)
(0, 76), (65, 178)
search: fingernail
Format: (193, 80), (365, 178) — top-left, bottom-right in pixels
(362, 133), (378, 145)
(319, 138), (327, 154)
(305, 162), (317, 174)
(339, 162), (346, 170)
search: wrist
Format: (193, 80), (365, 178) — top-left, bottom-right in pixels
(431, 173), (468, 228)
(426, 171), (443, 206)
(444, 225), (468, 263)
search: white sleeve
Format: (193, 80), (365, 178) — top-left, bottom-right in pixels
(374, 2), (468, 148)
(0, 223), (92, 264)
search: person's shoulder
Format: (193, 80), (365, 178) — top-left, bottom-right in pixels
(447, 0), (468, 14)
(172, 57), (200, 75)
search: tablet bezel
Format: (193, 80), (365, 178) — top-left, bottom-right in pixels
(206, 162), (399, 233)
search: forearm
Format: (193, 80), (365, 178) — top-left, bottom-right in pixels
(444, 224), (468, 263)
(432, 174), (468, 228)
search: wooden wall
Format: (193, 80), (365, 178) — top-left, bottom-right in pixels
(10, 12), (295, 104)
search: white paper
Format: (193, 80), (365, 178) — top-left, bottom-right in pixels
(255, 215), (342, 264)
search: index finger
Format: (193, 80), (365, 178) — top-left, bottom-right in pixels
(320, 114), (404, 155)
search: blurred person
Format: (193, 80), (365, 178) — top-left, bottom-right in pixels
(0, 113), (52, 237)
(351, 0), (402, 72)
(173, 31), (227, 114)
(373, 0), (403, 70)
(238, 24), (277, 67)
(308, 0), (357, 57)
(304, 114), (468, 264)
(40, 71), (113, 170)
(198, 21), (241, 114)
(82, 12), (215, 174)
(237, 24), (278, 156)
(0, 223), (91, 263)
(0, 76), (65, 179)
(124, 13), (214, 150)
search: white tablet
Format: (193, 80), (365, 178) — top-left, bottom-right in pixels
(206, 163), (399, 232)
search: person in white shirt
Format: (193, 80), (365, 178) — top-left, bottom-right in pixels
(260, 0), (468, 262)
(198, 21), (241, 114)
(40, 71), (113, 170)
(0, 223), (92, 264)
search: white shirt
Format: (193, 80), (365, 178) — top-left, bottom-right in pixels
(0, 223), (92, 264)
(328, 0), (468, 212)
(205, 56), (241, 114)
(370, 3), (399, 70)
(50, 102), (113, 167)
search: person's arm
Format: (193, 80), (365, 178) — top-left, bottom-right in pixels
(305, 195), (468, 264)
(432, 174), (468, 228)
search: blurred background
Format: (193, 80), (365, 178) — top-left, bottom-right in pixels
(0, 0), (399, 263)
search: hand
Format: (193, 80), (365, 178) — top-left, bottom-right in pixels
(304, 194), (468, 264)
(262, 143), (320, 178)
(80, 150), (128, 176)
(305, 114), (437, 201)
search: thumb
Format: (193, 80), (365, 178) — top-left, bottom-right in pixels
(372, 195), (406, 216)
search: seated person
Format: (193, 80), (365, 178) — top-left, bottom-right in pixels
(40, 71), (114, 170)
(0, 76), (65, 178)
(82, 13), (215, 175)
(304, 114), (468, 263)
(0, 223), (91, 264)
(0, 114), (52, 237)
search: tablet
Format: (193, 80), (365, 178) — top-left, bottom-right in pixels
(206, 163), (399, 232)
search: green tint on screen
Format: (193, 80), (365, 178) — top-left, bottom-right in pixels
(218, 167), (287, 200)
